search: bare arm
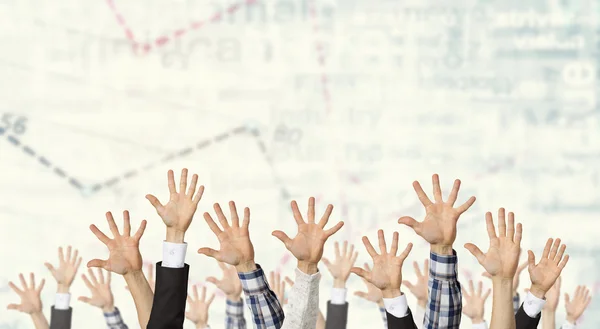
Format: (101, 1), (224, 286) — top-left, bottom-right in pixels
(7, 273), (49, 329)
(124, 270), (154, 327)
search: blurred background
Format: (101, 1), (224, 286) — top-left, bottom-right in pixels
(0, 0), (599, 328)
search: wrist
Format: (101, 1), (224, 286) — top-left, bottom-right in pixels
(235, 260), (257, 273)
(381, 288), (401, 298)
(166, 228), (185, 243)
(57, 284), (70, 293)
(529, 285), (546, 299)
(297, 261), (318, 275)
(417, 299), (427, 308)
(102, 305), (115, 313)
(333, 278), (346, 288)
(430, 244), (453, 255)
(566, 316), (576, 324)
(377, 300), (384, 307)
(30, 310), (44, 317)
(195, 322), (208, 329)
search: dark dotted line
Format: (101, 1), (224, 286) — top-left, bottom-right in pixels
(89, 125), (248, 193)
(0, 128), (85, 191)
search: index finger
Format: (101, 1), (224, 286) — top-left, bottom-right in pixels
(412, 181), (433, 207)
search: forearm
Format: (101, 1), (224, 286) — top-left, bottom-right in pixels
(316, 310), (326, 329)
(31, 311), (50, 329)
(541, 310), (556, 329)
(490, 278), (514, 329)
(124, 270), (154, 328)
(425, 249), (462, 329)
(238, 264), (285, 329)
(282, 266), (321, 329)
(225, 298), (246, 329)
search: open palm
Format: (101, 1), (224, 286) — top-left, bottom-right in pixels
(354, 264), (384, 303)
(88, 211), (147, 275)
(7, 273), (44, 314)
(351, 230), (413, 297)
(206, 261), (242, 299)
(528, 238), (569, 297)
(272, 197), (344, 264)
(146, 169), (205, 232)
(465, 209), (522, 279)
(399, 175), (476, 247)
(199, 202), (254, 267)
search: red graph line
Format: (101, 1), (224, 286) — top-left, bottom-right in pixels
(104, 0), (258, 55)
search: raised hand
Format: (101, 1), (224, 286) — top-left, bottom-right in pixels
(44, 246), (82, 293)
(272, 197), (344, 274)
(198, 201), (255, 272)
(565, 285), (592, 323)
(7, 273), (45, 314)
(146, 168), (205, 242)
(79, 268), (115, 312)
(322, 241), (358, 288)
(185, 285), (215, 329)
(462, 280), (490, 324)
(88, 211), (147, 275)
(402, 259), (429, 307)
(541, 276), (561, 311)
(206, 261), (242, 301)
(269, 271), (287, 305)
(398, 174), (476, 254)
(353, 263), (384, 306)
(464, 209), (522, 280)
(527, 238), (569, 299)
(350, 230), (413, 298)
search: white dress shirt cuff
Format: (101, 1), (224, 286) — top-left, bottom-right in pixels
(561, 321), (576, 329)
(54, 293), (71, 310)
(523, 291), (546, 317)
(162, 241), (187, 268)
(330, 288), (347, 305)
(472, 321), (488, 329)
(383, 293), (409, 318)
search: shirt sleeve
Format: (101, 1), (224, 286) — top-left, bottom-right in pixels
(414, 304), (426, 329)
(162, 241), (187, 268)
(424, 250), (462, 329)
(238, 264), (285, 329)
(513, 293), (520, 315)
(104, 307), (129, 329)
(226, 298), (247, 329)
(383, 294), (409, 318)
(522, 292), (546, 318)
(378, 306), (388, 328)
(281, 268), (321, 329)
(471, 321), (488, 329)
(330, 288), (347, 305)
(54, 293), (71, 310)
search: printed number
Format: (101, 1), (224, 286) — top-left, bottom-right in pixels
(0, 113), (27, 135)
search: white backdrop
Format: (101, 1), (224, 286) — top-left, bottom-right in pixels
(0, 0), (599, 328)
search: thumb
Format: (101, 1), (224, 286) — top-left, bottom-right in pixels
(271, 231), (292, 249)
(87, 259), (107, 269)
(206, 276), (220, 286)
(354, 291), (368, 299)
(322, 257), (333, 271)
(564, 293), (570, 305)
(350, 267), (369, 280)
(197, 248), (219, 260)
(78, 296), (91, 303)
(527, 250), (536, 270)
(464, 243), (485, 264)
(145, 194), (163, 211)
(44, 263), (56, 276)
(482, 272), (492, 279)
(398, 216), (419, 231)
(402, 280), (414, 290)
(284, 276), (294, 287)
(7, 304), (20, 310)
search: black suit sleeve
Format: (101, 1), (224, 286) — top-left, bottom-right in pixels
(386, 307), (418, 329)
(325, 301), (348, 329)
(515, 304), (541, 329)
(49, 306), (72, 329)
(147, 262), (190, 329)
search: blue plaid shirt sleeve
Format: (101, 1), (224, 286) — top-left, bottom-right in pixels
(238, 264), (285, 329)
(104, 307), (129, 329)
(226, 298), (247, 329)
(379, 306), (387, 328)
(513, 293), (520, 315)
(424, 250), (462, 329)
